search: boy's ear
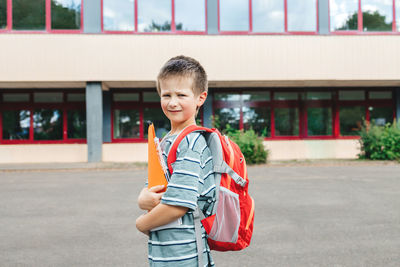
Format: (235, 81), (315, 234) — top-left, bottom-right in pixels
(197, 91), (208, 107)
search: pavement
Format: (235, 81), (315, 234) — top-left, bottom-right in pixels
(0, 161), (399, 267)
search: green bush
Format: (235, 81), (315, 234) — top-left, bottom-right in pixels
(225, 125), (268, 165)
(359, 120), (400, 160)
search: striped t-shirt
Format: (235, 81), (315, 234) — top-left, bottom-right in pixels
(148, 131), (216, 267)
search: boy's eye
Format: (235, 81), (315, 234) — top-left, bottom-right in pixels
(178, 94), (186, 97)
(162, 94), (170, 97)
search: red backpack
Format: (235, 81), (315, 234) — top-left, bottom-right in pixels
(167, 125), (255, 254)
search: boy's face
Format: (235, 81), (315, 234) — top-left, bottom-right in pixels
(159, 76), (207, 132)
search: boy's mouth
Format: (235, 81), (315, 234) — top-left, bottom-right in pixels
(168, 110), (182, 113)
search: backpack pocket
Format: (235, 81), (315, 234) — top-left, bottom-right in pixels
(208, 186), (240, 243)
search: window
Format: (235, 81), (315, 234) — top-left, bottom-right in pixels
(362, 0), (393, 32)
(275, 108), (299, 136)
(0, 91), (86, 143)
(219, 0), (249, 31)
(51, 0), (81, 30)
(144, 108), (169, 138)
(287, 0), (317, 32)
(397, 0), (400, 31)
(13, 0), (46, 30)
(339, 106), (364, 136)
(243, 107), (270, 137)
(113, 109), (140, 138)
(103, 0), (134, 31)
(307, 108), (332, 136)
(369, 106), (393, 126)
(329, 0), (358, 31)
(138, 0), (171, 32)
(214, 107), (241, 131)
(339, 90), (365, 100)
(252, 0), (284, 33)
(0, 0), (6, 29)
(175, 0), (205, 31)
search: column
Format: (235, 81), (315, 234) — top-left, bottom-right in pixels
(207, 0), (218, 34)
(318, 0), (330, 34)
(86, 82), (103, 162)
(84, 0), (101, 33)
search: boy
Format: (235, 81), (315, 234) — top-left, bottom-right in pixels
(136, 56), (216, 266)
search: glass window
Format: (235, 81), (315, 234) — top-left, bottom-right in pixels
(2, 110), (30, 140)
(220, 0), (249, 31)
(329, 0), (358, 31)
(287, 0), (317, 31)
(13, 0), (46, 30)
(339, 106), (364, 136)
(103, 0), (134, 31)
(175, 0), (205, 31)
(214, 93), (240, 101)
(339, 90), (365, 100)
(113, 109), (140, 138)
(138, 0), (171, 32)
(274, 108), (299, 136)
(113, 93), (139, 102)
(369, 106), (393, 126)
(144, 108), (169, 138)
(243, 91), (270, 101)
(306, 92), (332, 100)
(274, 92), (298, 100)
(0, 0), (6, 29)
(397, 0), (400, 31)
(67, 110), (86, 138)
(33, 109), (63, 140)
(307, 107), (332, 136)
(51, 0), (81, 30)
(214, 107), (240, 132)
(3, 93), (30, 102)
(34, 92), (63, 103)
(243, 107), (270, 137)
(143, 92), (160, 102)
(67, 93), (85, 102)
(362, 0), (393, 32)
(252, 0), (284, 32)
(369, 91), (392, 99)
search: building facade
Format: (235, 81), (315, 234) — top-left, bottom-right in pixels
(1, 0), (400, 163)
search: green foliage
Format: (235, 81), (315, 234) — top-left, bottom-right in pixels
(226, 126), (268, 165)
(51, 0), (81, 30)
(358, 120), (400, 160)
(338, 11), (392, 31)
(12, 0), (46, 30)
(0, 0), (6, 29)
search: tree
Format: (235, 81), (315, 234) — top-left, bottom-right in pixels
(338, 10), (392, 31)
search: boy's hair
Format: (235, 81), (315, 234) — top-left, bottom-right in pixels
(156, 55), (208, 96)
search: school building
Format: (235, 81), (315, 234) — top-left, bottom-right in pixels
(1, 0), (400, 164)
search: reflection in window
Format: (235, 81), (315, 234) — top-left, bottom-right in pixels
(2, 110), (30, 140)
(138, 0), (171, 32)
(175, 0), (205, 31)
(220, 0), (249, 31)
(339, 91), (365, 100)
(113, 93), (139, 102)
(67, 93), (85, 102)
(275, 108), (299, 136)
(67, 110), (86, 138)
(369, 106), (393, 126)
(0, 0), (6, 29)
(113, 109), (140, 138)
(51, 0), (81, 30)
(339, 106), (364, 136)
(103, 0), (134, 31)
(306, 92), (332, 100)
(144, 108), (169, 138)
(362, 0), (393, 31)
(287, 0), (317, 31)
(214, 93), (240, 101)
(274, 92), (298, 100)
(33, 109), (63, 140)
(243, 107), (270, 137)
(243, 91), (270, 101)
(3, 93), (30, 102)
(214, 108), (240, 133)
(307, 108), (332, 136)
(397, 0), (400, 31)
(329, 0), (358, 31)
(369, 91), (392, 99)
(34, 92), (63, 103)
(143, 92), (160, 102)
(252, 0), (284, 32)
(13, 0), (46, 30)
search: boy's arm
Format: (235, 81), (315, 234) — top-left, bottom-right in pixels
(137, 185), (165, 211)
(136, 203), (188, 234)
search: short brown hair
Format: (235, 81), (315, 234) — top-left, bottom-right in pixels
(156, 55), (208, 96)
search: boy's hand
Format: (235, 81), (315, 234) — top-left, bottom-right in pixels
(136, 214), (150, 236)
(137, 185), (165, 211)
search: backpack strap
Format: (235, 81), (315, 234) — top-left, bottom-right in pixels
(193, 208), (205, 267)
(167, 125), (213, 174)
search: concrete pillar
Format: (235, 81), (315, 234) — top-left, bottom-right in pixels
(103, 91), (111, 142)
(207, 0), (218, 34)
(84, 0), (101, 33)
(318, 0), (330, 34)
(203, 90), (213, 128)
(86, 82), (103, 162)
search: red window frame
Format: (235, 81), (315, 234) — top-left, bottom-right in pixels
(218, 0), (319, 35)
(212, 88), (396, 140)
(101, 0), (208, 35)
(0, 0), (84, 34)
(0, 90), (86, 144)
(329, 0), (399, 35)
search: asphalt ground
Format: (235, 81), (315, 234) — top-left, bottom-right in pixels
(0, 162), (399, 267)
